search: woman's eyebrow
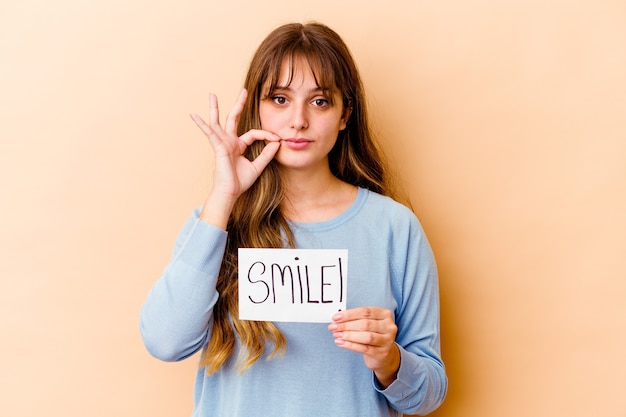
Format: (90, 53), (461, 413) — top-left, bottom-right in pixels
(272, 85), (325, 94)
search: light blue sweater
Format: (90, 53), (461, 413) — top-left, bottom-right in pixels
(140, 188), (447, 416)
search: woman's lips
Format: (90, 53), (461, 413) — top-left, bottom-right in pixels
(281, 138), (312, 150)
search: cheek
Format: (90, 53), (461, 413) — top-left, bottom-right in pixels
(258, 105), (282, 132)
(258, 107), (270, 130)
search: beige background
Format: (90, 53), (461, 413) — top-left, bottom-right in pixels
(2, 0), (625, 416)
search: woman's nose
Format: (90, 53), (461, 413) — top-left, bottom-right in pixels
(289, 103), (308, 130)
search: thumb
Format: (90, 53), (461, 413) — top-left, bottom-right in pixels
(250, 141), (281, 174)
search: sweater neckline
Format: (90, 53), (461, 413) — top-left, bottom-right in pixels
(287, 187), (368, 232)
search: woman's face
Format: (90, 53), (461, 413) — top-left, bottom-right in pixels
(259, 57), (349, 173)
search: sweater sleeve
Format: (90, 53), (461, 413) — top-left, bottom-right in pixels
(140, 208), (227, 362)
(375, 211), (448, 415)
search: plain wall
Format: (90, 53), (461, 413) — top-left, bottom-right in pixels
(1, 0), (625, 416)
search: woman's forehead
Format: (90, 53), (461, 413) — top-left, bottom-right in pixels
(267, 54), (336, 92)
(277, 57), (315, 85)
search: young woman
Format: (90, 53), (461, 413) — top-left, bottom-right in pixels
(141, 22), (447, 416)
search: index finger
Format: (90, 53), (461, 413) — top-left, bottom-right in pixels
(331, 307), (390, 323)
(238, 129), (281, 146)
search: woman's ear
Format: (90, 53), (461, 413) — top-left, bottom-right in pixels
(339, 103), (352, 131)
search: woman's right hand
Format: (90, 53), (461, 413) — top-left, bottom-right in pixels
(190, 89), (281, 228)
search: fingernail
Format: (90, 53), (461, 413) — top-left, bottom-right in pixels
(328, 323), (338, 331)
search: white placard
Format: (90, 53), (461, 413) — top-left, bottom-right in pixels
(238, 248), (348, 323)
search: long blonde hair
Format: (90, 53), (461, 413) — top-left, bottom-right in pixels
(201, 22), (396, 374)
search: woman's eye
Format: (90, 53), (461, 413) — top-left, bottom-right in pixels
(272, 96), (287, 105)
(313, 98), (329, 107)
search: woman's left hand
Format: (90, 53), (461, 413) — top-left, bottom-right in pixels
(328, 307), (400, 388)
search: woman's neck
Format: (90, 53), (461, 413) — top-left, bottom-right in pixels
(279, 167), (357, 223)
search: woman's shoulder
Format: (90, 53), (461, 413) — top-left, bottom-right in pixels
(355, 188), (425, 237)
(360, 188), (417, 220)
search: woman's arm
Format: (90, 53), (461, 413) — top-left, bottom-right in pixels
(140, 90), (281, 361)
(140, 210), (227, 361)
(329, 209), (447, 414)
(383, 214), (447, 414)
